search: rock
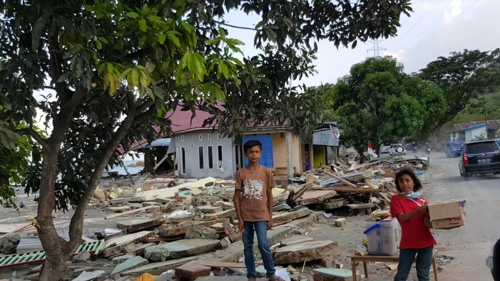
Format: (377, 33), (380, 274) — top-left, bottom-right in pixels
(0, 234), (20, 254)
(72, 251), (91, 263)
(220, 237), (231, 249)
(185, 224), (218, 240)
(334, 218), (346, 227)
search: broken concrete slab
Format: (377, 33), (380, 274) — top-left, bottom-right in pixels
(272, 207), (311, 224)
(73, 270), (106, 281)
(185, 224), (218, 240)
(295, 190), (337, 206)
(280, 235), (314, 246)
(111, 256), (149, 277)
(121, 256), (199, 275)
(109, 198), (130, 205)
(117, 218), (163, 233)
(196, 278), (268, 281)
(273, 240), (339, 265)
(107, 205), (132, 213)
(158, 218), (229, 237)
(313, 268), (360, 281)
(195, 205), (223, 214)
(144, 239), (220, 262)
(111, 254), (135, 265)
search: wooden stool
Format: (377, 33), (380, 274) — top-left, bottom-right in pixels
(349, 250), (439, 281)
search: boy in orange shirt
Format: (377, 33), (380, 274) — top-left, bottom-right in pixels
(234, 140), (281, 281)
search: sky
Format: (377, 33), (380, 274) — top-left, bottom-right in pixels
(222, 0), (500, 86)
(34, 0), (500, 136)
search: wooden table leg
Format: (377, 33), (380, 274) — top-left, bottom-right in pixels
(432, 257), (438, 281)
(352, 260), (357, 281)
(363, 261), (369, 279)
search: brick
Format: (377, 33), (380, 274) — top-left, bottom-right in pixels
(335, 218), (346, 227)
(175, 263), (211, 281)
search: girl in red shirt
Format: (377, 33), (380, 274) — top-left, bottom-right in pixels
(390, 168), (436, 281)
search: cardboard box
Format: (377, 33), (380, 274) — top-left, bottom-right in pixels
(428, 200), (466, 229)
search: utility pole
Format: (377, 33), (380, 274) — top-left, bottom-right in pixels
(367, 39), (387, 57)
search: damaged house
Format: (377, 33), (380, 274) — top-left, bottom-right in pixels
(127, 105), (341, 180)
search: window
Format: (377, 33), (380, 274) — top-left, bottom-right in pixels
(208, 134), (211, 140)
(199, 146), (204, 169)
(217, 145), (223, 168)
(181, 147), (186, 174)
(181, 135), (184, 142)
(208, 146), (214, 169)
(199, 134), (202, 141)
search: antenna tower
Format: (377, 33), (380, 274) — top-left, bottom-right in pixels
(367, 39), (387, 57)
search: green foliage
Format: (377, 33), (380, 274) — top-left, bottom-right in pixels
(419, 48), (500, 131)
(0, 0), (414, 278)
(333, 56), (425, 155)
(403, 75), (447, 137)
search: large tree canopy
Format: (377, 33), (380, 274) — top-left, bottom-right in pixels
(0, 0), (412, 280)
(332, 56), (428, 156)
(419, 48), (500, 135)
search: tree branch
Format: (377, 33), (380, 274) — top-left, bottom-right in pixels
(16, 128), (49, 149)
(66, 112), (137, 253)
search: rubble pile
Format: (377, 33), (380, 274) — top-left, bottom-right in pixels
(289, 156), (429, 214)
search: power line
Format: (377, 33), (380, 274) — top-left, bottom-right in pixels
(403, 0), (481, 54)
(389, 0), (440, 51)
(367, 39), (386, 57)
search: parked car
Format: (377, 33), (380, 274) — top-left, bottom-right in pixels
(487, 238), (500, 280)
(445, 140), (464, 158)
(458, 140), (500, 177)
(379, 143), (406, 156)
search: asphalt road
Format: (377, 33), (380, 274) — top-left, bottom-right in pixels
(426, 152), (500, 281)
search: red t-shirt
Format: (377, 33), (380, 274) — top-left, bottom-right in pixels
(390, 194), (437, 249)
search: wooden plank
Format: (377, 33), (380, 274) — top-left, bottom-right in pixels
(312, 187), (383, 193)
(105, 206), (156, 220)
(346, 203), (374, 209)
(325, 171), (358, 188)
(104, 231), (153, 249)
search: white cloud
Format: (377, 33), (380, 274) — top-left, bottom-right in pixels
(384, 50), (407, 62)
(443, 0), (463, 24)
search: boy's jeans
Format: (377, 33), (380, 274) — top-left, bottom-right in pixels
(394, 246), (434, 281)
(242, 221), (276, 279)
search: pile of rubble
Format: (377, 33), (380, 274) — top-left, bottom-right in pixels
(289, 156), (429, 215)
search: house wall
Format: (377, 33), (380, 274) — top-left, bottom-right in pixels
(244, 132), (301, 173)
(465, 126), (487, 142)
(313, 146), (327, 167)
(175, 130), (234, 179)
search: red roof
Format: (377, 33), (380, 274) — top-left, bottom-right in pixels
(121, 103), (291, 153)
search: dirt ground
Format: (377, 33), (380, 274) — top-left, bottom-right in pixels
(0, 165), (450, 280)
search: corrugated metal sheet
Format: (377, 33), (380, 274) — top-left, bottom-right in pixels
(0, 240), (106, 269)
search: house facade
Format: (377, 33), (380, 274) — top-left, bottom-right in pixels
(125, 105), (340, 180)
(449, 120), (500, 142)
(167, 106), (338, 180)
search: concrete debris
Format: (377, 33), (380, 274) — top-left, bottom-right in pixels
(0, 234), (20, 254)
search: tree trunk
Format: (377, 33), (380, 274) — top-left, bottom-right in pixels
(36, 150), (68, 281)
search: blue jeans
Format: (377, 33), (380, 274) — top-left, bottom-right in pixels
(394, 246), (434, 281)
(242, 221), (276, 279)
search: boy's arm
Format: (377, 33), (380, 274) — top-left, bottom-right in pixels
(233, 172), (243, 223)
